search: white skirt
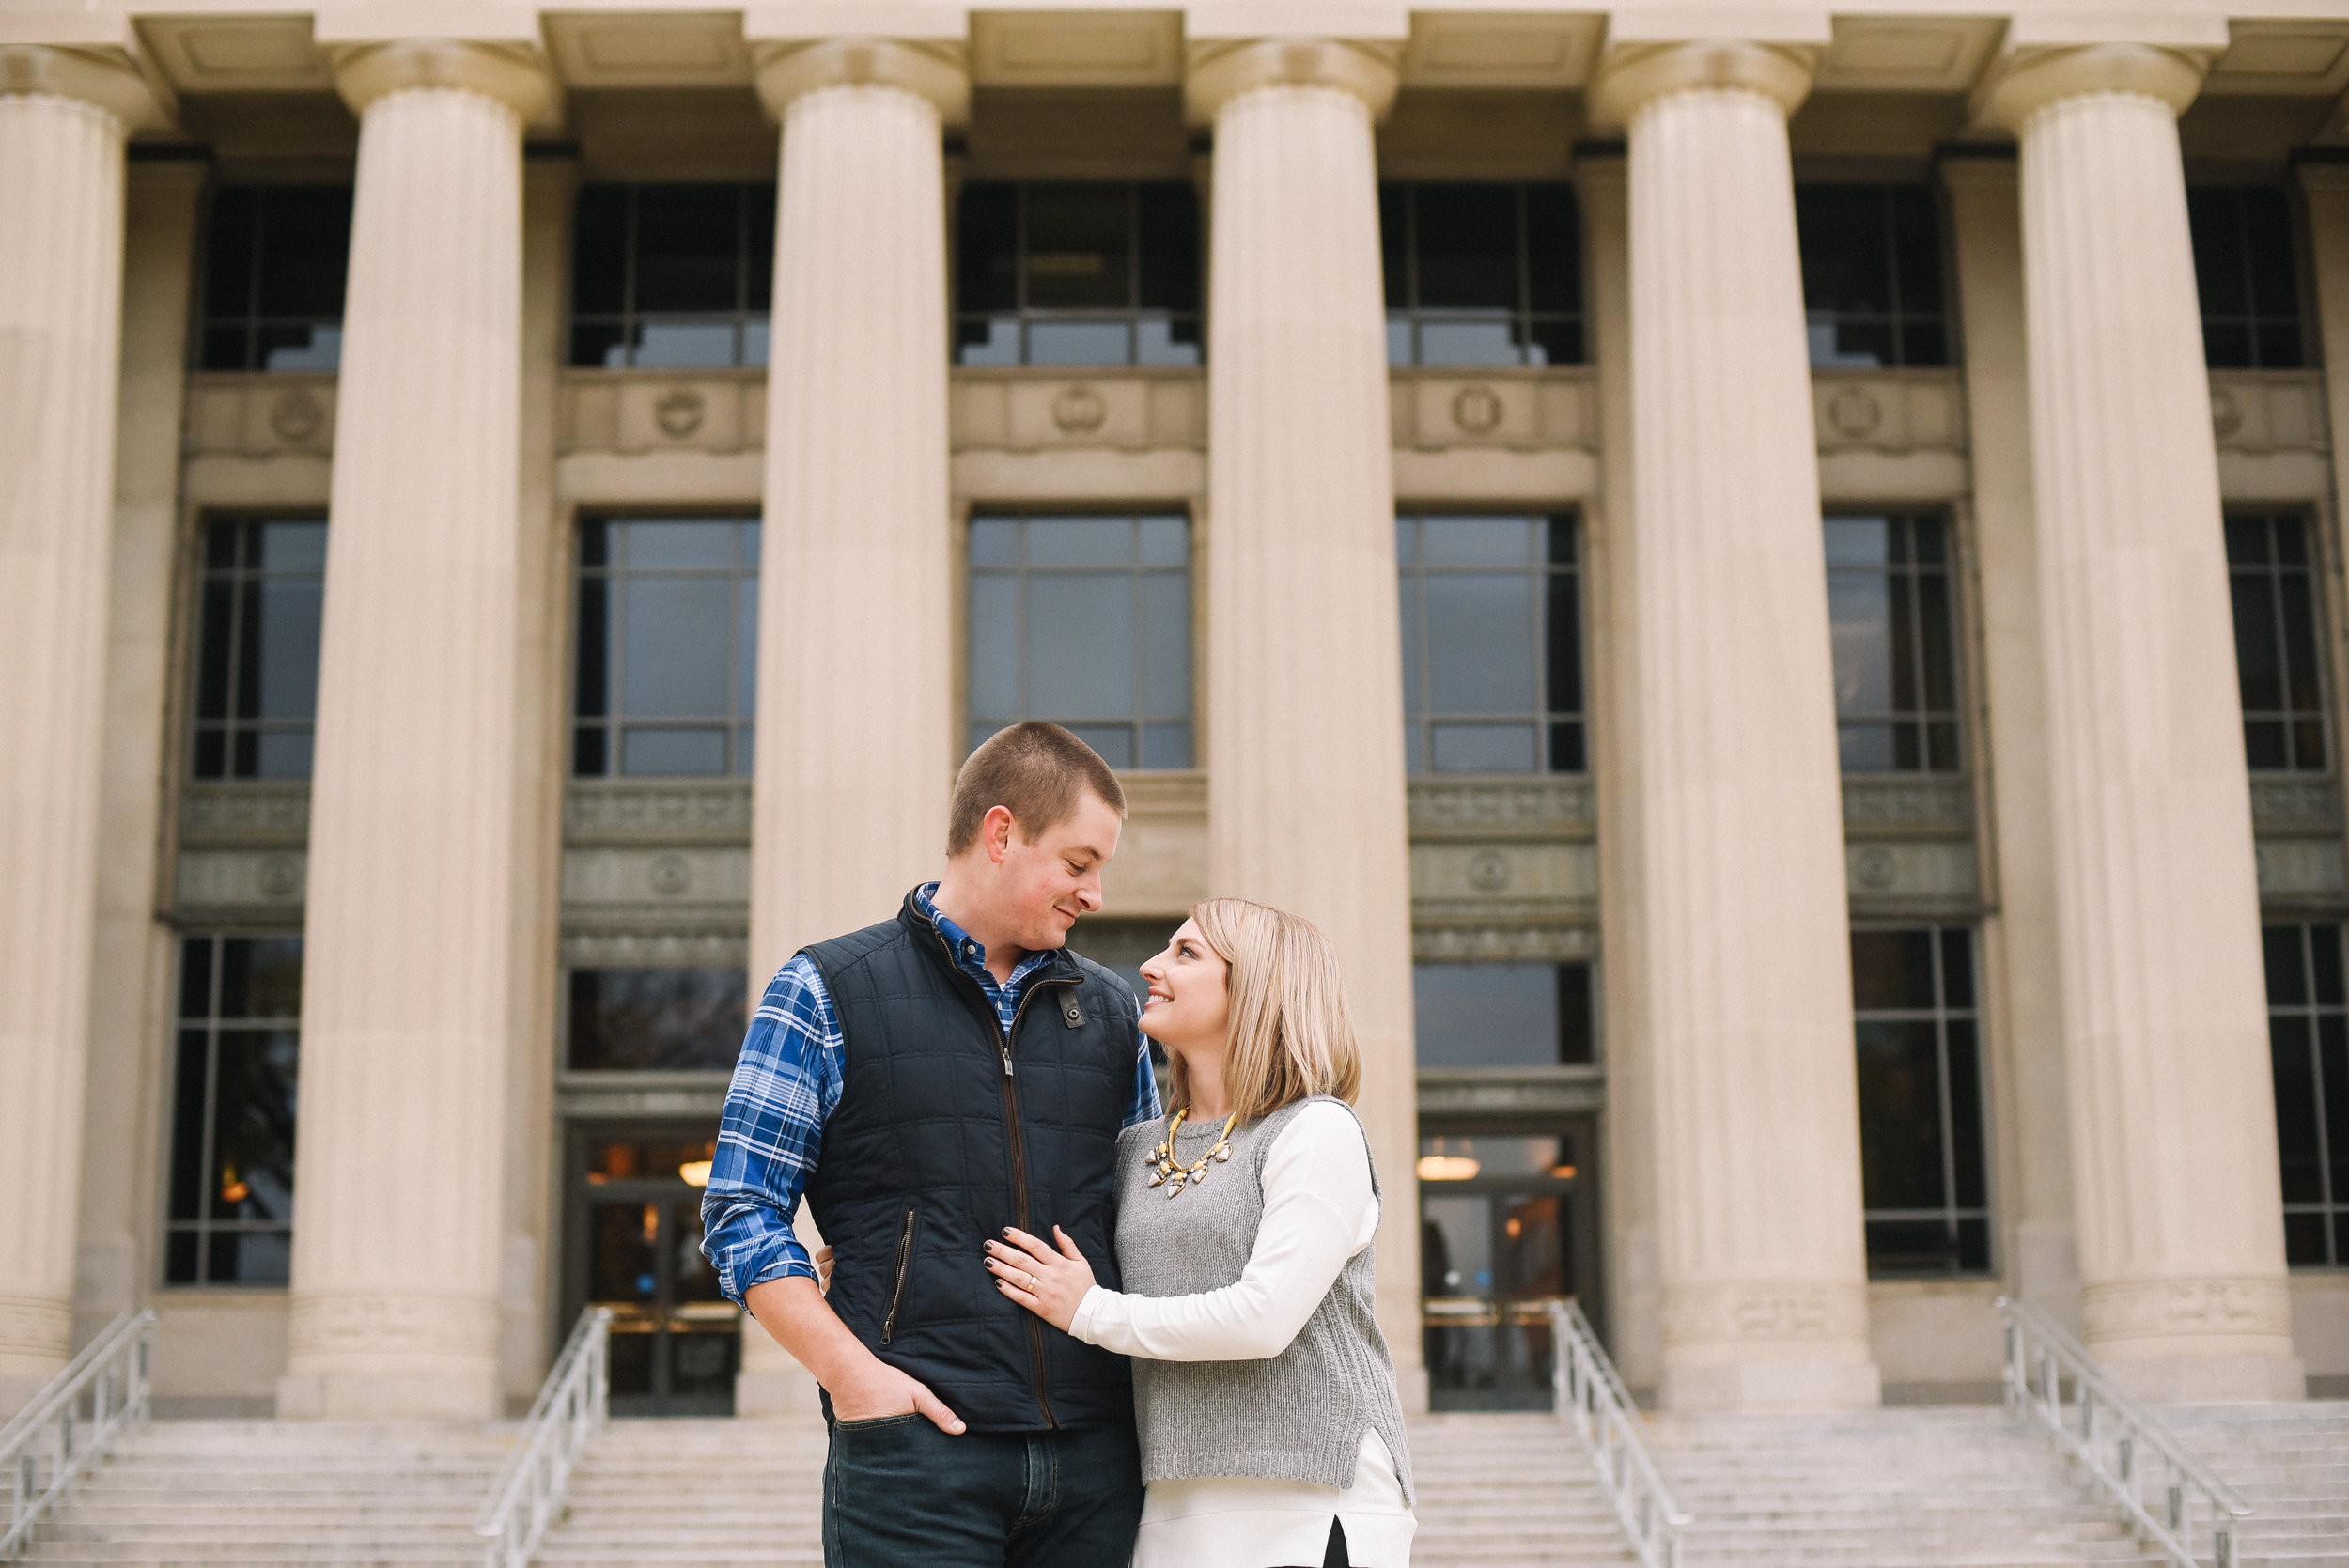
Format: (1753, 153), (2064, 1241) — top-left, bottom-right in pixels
(1130, 1427), (1415, 1568)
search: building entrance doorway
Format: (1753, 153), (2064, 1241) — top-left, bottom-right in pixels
(563, 1125), (739, 1416)
(1417, 1121), (1598, 1410)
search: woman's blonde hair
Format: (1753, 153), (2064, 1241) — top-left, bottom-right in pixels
(1172, 898), (1361, 1122)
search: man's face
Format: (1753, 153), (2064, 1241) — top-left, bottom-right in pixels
(995, 791), (1123, 951)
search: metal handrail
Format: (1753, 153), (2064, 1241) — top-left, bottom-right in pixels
(1551, 1300), (1689, 1568)
(475, 1307), (611, 1568)
(1996, 1296), (2252, 1568)
(1, 1308), (156, 1560)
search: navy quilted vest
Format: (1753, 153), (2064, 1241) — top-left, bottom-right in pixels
(801, 889), (1137, 1433)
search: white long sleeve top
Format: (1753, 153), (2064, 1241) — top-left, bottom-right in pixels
(1066, 1100), (1415, 1568)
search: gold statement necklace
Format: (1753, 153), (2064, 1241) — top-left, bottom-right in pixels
(1145, 1108), (1239, 1199)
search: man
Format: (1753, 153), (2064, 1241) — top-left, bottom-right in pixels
(703, 721), (1159, 1566)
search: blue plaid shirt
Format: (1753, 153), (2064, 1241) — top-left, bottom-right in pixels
(701, 884), (1161, 1304)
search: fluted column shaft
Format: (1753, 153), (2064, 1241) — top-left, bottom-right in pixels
(748, 40), (960, 981)
(282, 42), (550, 1420)
(1600, 43), (1878, 1410)
(0, 52), (143, 1406)
(1991, 47), (2298, 1399)
(1190, 39), (1423, 1397)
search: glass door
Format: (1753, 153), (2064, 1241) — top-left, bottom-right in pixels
(566, 1127), (739, 1416)
(1417, 1125), (1596, 1411)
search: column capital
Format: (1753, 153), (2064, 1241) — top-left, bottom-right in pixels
(1183, 38), (1401, 125)
(752, 39), (970, 126)
(1589, 41), (1816, 130)
(331, 40), (557, 126)
(1977, 44), (2207, 133)
(0, 44), (170, 132)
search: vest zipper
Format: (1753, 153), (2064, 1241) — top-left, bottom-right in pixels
(931, 929), (1063, 1429)
(880, 1206), (918, 1345)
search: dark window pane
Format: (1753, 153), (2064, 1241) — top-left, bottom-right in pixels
(165, 1230), (200, 1284)
(2190, 189), (2250, 316)
(1413, 186), (1518, 310)
(1556, 964), (1594, 1065)
(1851, 929), (1936, 1013)
(210, 1229), (292, 1286)
(1798, 186), (1890, 314)
(957, 182), (1020, 314)
(1414, 964), (1563, 1069)
(1947, 1018), (1985, 1206)
(213, 1029), (298, 1221)
(169, 1028), (210, 1222)
(2244, 189), (2300, 328)
(1889, 186), (1945, 320)
(195, 580), (236, 722)
(634, 186), (743, 312)
(568, 969), (749, 1072)
(201, 188), (259, 319)
(744, 186), (776, 311)
(575, 576), (611, 721)
(572, 186), (630, 316)
(2285, 1211), (2330, 1266)
(1523, 186), (1582, 316)
(1024, 184), (1131, 311)
(2274, 1015), (2324, 1203)
(570, 321), (630, 369)
(2314, 926), (2345, 1006)
(1856, 1018), (1946, 1208)
(1379, 185), (1408, 311)
(1136, 183), (1201, 314)
(254, 188), (350, 318)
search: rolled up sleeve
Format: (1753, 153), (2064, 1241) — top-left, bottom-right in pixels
(700, 955), (842, 1305)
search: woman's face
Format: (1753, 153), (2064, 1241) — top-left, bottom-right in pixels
(1137, 918), (1230, 1053)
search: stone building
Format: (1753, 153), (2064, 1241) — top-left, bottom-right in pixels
(2, 0), (2345, 1426)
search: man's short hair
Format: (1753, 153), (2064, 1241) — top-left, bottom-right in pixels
(947, 722), (1128, 857)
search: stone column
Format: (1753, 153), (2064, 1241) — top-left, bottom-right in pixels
(1985, 47), (2300, 1400)
(1593, 41), (1879, 1410)
(1187, 36), (1423, 1403)
(1941, 154), (2083, 1331)
(0, 45), (162, 1411)
(279, 40), (552, 1421)
(739, 34), (966, 1414)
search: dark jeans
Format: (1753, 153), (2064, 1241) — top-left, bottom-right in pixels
(822, 1413), (1144, 1568)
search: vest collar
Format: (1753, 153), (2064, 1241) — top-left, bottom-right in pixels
(896, 885), (1083, 988)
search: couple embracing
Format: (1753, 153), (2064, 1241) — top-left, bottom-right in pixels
(702, 721), (1415, 1568)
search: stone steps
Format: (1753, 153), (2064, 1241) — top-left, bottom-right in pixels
(2171, 1401), (2349, 1567)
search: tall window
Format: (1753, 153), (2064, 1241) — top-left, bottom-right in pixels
(1414, 963), (1595, 1068)
(573, 518), (759, 778)
(195, 186), (351, 372)
(1827, 512), (1961, 772)
(966, 513), (1193, 768)
(192, 518), (326, 781)
(1795, 183), (1951, 369)
(2228, 512), (2329, 772)
(1381, 183), (1583, 367)
(2265, 923), (2349, 1267)
(1397, 513), (1584, 774)
(169, 935), (301, 1286)
(2189, 186), (2306, 369)
(570, 184), (775, 369)
(1852, 926), (1988, 1276)
(568, 970), (748, 1073)
(955, 182), (1202, 367)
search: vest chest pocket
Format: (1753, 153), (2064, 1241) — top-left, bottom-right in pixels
(880, 1207), (919, 1345)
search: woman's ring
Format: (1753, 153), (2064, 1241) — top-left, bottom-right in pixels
(1023, 1271), (1037, 1291)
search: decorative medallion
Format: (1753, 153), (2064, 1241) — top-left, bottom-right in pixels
(1466, 849), (1513, 892)
(256, 853), (303, 901)
(1852, 845), (1898, 891)
(1451, 383), (1504, 436)
(654, 389), (706, 439)
(1051, 384), (1107, 434)
(270, 388), (326, 443)
(1825, 385), (1881, 440)
(649, 851), (692, 896)
(2210, 386), (2244, 440)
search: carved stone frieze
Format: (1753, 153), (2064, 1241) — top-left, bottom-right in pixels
(2251, 776), (2344, 835)
(1390, 370), (1595, 451)
(1811, 370), (1967, 455)
(177, 849), (307, 909)
(1417, 1069), (1605, 1120)
(2255, 837), (2348, 902)
(561, 846), (751, 911)
(564, 782), (753, 845)
(1408, 777), (1594, 839)
(1413, 924), (1597, 963)
(1663, 1280), (1873, 1347)
(560, 930), (748, 970)
(2082, 1275), (2294, 1345)
(180, 784), (311, 846)
(1840, 775), (1974, 837)
(1843, 839), (1979, 909)
(184, 374), (339, 458)
(953, 371), (1205, 452)
(1411, 840), (1596, 921)
(560, 371), (766, 455)
(2208, 371), (2328, 454)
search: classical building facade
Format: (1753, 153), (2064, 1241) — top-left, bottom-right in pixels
(4, 0), (2348, 1422)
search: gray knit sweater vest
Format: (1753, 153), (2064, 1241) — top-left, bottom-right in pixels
(1112, 1095), (1415, 1503)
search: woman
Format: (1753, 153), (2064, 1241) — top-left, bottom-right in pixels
(983, 899), (1415, 1568)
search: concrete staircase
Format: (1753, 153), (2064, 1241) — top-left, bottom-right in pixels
(1647, 1405), (2170, 1568)
(17, 1420), (512, 1565)
(2173, 1401), (2349, 1567)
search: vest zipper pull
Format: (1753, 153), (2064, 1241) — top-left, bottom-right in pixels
(1001, 1048), (1015, 1078)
